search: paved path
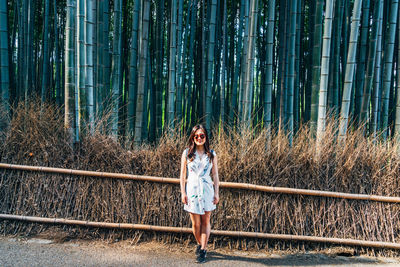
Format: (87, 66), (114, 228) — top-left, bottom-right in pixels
(0, 236), (399, 266)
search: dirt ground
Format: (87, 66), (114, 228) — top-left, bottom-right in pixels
(1, 235), (400, 267)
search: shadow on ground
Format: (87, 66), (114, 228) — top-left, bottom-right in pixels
(206, 251), (379, 266)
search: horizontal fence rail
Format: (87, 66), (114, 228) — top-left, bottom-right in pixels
(1, 163), (400, 203)
(1, 214), (400, 250)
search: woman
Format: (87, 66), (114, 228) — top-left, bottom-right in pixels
(180, 124), (220, 263)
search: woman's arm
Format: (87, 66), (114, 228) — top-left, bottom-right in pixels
(212, 154), (220, 204)
(180, 150), (188, 204)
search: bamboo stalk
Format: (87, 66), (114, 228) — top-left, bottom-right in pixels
(1, 213), (400, 250)
(1, 163), (400, 203)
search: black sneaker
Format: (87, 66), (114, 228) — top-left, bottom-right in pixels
(195, 244), (201, 256)
(196, 249), (206, 263)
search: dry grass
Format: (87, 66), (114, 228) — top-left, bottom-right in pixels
(1, 101), (400, 256)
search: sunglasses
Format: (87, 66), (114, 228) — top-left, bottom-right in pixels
(194, 134), (205, 140)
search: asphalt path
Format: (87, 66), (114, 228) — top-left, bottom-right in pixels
(0, 236), (399, 267)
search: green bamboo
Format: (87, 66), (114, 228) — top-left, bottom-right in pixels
(310, 0), (324, 134)
(0, 0), (10, 115)
(380, 0), (398, 140)
(76, 0), (85, 136)
(23, 0), (31, 102)
(316, 0), (335, 146)
(134, 0), (150, 145)
(341, 0), (349, 74)
(92, 0), (97, 115)
(205, 0), (218, 129)
(287, 0), (298, 144)
(294, 0), (302, 131)
(141, 48), (150, 140)
(111, 0), (122, 138)
(360, 0), (382, 127)
(238, 0), (249, 122)
(371, 4), (383, 138)
(304, 0), (315, 122)
(85, 0), (94, 133)
(103, 1), (111, 105)
(283, 4), (290, 128)
(175, 0), (184, 123)
(10, 0), (400, 144)
(155, 0), (164, 137)
(243, 0), (258, 127)
(212, 0), (222, 125)
(219, 0), (227, 123)
(17, 0), (24, 100)
(276, 0), (287, 126)
(167, 0), (177, 129)
(201, 1), (206, 120)
(127, 0), (141, 137)
(28, 0), (34, 96)
(65, 0), (76, 143)
(395, 3), (400, 144)
(54, 0), (61, 106)
(185, 0), (197, 129)
(354, 0), (370, 125)
(180, 0), (191, 130)
(9, 2), (16, 100)
(229, 0), (245, 124)
(96, 0), (104, 115)
(263, 0), (275, 135)
(332, 0), (344, 114)
(338, 0), (363, 142)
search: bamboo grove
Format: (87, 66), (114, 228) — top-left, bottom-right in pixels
(2, 0), (400, 145)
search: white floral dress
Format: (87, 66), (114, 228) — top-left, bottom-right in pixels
(183, 148), (216, 215)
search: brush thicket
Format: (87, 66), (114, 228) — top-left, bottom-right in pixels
(1, 101), (400, 256)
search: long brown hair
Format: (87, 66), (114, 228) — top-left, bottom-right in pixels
(187, 124), (214, 162)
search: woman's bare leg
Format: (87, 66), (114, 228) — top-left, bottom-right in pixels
(200, 211), (211, 250)
(189, 213), (201, 245)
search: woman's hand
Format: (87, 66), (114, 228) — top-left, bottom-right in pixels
(213, 193), (219, 205)
(181, 193), (188, 204)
